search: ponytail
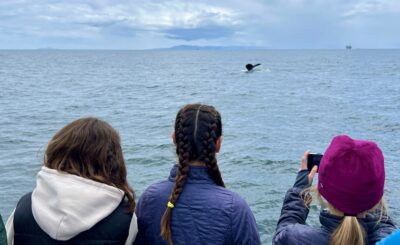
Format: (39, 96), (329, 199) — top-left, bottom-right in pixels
(329, 216), (365, 245)
(302, 187), (386, 245)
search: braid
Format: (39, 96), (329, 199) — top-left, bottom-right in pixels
(161, 104), (225, 244)
(172, 138), (190, 203)
(161, 112), (191, 245)
(202, 120), (225, 187)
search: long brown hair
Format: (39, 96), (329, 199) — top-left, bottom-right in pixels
(160, 104), (225, 244)
(44, 117), (135, 212)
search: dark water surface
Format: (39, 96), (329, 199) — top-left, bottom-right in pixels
(1, 50), (399, 243)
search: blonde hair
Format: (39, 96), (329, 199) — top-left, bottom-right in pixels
(302, 186), (388, 245)
(330, 216), (365, 245)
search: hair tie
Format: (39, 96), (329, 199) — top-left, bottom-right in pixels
(167, 201), (175, 209)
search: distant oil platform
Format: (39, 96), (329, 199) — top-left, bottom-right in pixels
(346, 45), (352, 50)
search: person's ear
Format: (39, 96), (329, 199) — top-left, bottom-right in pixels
(172, 131), (176, 145)
(216, 136), (223, 153)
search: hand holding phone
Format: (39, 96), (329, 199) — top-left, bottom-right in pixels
(307, 153), (323, 172)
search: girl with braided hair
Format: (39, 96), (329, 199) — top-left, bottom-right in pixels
(134, 104), (261, 245)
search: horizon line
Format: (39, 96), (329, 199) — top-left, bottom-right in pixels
(1, 47), (399, 51)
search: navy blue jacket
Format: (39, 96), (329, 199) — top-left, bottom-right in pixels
(0, 213), (6, 245)
(134, 165), (261, 245)
(273, 170), (397, 245)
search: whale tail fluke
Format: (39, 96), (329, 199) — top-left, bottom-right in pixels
(245, 63), (261, 71)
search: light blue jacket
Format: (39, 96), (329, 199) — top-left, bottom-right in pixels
(378, 230), (400, 245)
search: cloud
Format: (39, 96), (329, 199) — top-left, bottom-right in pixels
(343, 0), (400, 18)
(164, 26), (234, 41)
(2, 0), (244, 48)
(0, 0), (399, 48)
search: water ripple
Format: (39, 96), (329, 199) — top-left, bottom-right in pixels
(1, 50), (400, 244)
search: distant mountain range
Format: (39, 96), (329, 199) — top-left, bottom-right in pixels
(156, 45), (266, 51)
(31, 45), (265, 51)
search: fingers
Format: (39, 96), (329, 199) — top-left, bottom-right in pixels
(308, 165), (318, 185)
(300, 150), (310, 170)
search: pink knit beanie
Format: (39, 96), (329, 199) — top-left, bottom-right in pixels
(318, 135), (385, 215)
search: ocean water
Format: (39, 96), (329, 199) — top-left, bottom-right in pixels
(1, 49), (399, 243)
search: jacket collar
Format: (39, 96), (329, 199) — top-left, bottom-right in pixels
(319, 210), (343, 233)
(320, 210), (383, 234)
(168, 164), (215, 184)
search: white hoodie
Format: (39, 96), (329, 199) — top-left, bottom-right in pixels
(6, 166), (137, 244)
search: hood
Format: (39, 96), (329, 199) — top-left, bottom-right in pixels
(31, 166), (124, 241)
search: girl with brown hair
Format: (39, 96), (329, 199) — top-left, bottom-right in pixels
(134, 104), (261, 245)
(6, 117), (137, 245)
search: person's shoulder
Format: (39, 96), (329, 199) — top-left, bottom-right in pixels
(145, 179), (172, 192)
(18, 192), (32, 201)
(15, 192), (33, 210)
(202, 186), (243, 202)
(201, 188), (252, 216)
(273, 223), (327, 245)
(228, 190), (251, 208)
(139, 180), (172, 202)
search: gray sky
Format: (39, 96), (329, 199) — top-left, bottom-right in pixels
(1, 0), (399, 49)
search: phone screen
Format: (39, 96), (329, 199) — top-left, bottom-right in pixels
(307, 153), (323, 172)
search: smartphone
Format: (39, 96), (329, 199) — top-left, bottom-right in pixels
(307, 153), (323, 172)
